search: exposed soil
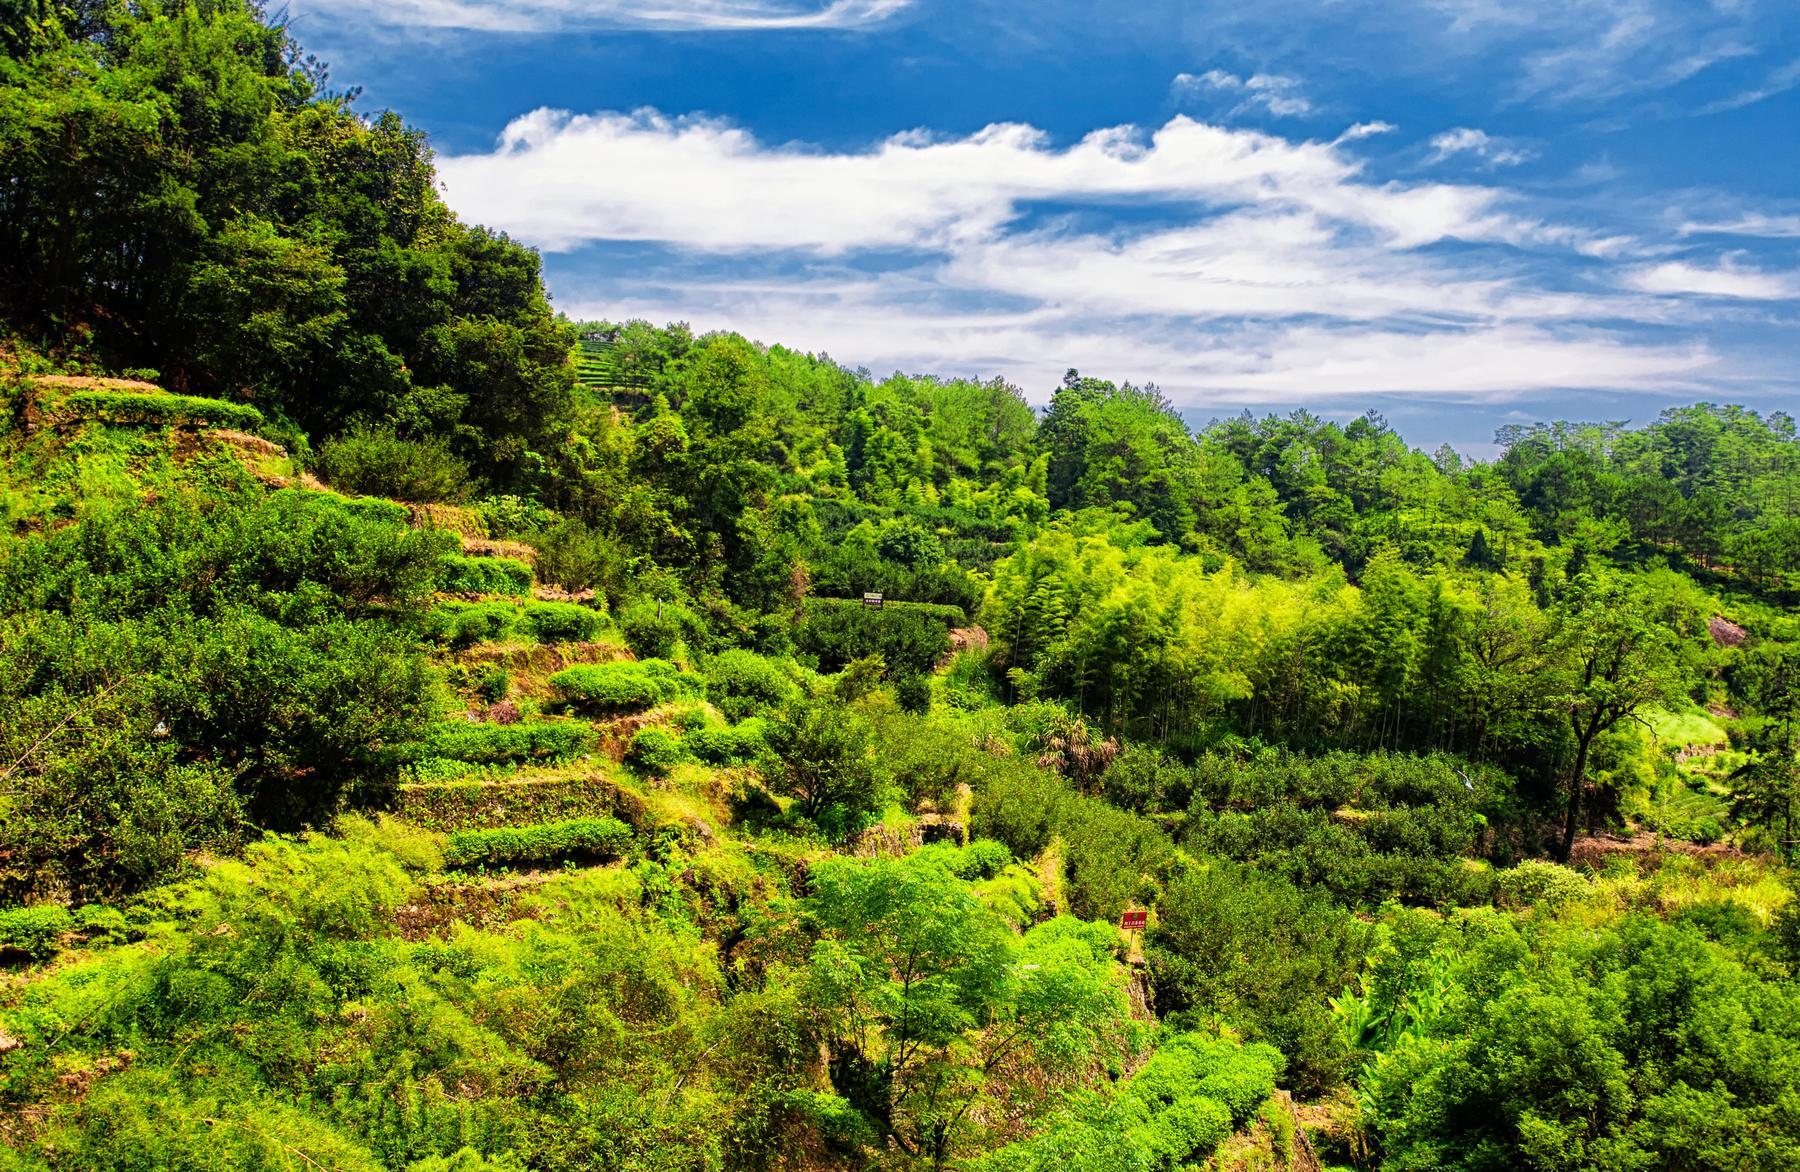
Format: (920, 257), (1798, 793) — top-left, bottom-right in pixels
(1567, 830), (1752, 869)
(1709, 615), (1748, 648)
(460, 535), (538, 564)
(27, 375), (162, 393)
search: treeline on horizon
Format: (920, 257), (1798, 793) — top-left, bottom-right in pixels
(6, 1), (1800, 1170)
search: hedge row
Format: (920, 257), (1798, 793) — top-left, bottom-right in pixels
(422, 599), (605, 647)
(58, 390), (266, 431)
(408, 720), (595, 765)
(444, 817), (632, 869)
(395, 775), (644, 833)
(684, 718), (768, 765)
(550, 659), (702, 713)
(796, 600), (955, 677)
(438, 554), (532, 597)
(974, 1034), (1282, 1170)
(804, 597), (967, 626)
(518, 601), (605, 643)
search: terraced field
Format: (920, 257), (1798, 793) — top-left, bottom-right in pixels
(574, 334), (651, 395)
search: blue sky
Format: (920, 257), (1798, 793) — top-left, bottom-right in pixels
(288, 0), (1800, 452)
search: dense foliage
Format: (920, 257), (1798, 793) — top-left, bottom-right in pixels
(4, 4), (1800, 1169)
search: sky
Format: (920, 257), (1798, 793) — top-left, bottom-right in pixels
(286, 0), (1800, 453)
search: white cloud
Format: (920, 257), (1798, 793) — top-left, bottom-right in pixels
(567, 279), (1715, 402)
(446, 106), (1771, 403)
(1336, 121), (1398, 143)
(1164, 0), (1793, 111)
(290, 0), (911, 33)
(1427, 127), (1535, 167)
(1680, 212), (1800, 239)
(1624, 257), (1800, 299)
(440, 109), (1549, 256)
(1173, 69), (1313, 117)
(1696, 56), (1800, 114)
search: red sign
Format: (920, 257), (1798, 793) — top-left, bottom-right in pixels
(1119, 910), (1147, 931)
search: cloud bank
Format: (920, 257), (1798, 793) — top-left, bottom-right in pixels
(438, 108), (1793, 403)
(292, 0), (912, 33)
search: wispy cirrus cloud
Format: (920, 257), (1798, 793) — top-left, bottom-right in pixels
(1625, 257), (1800, 300)
(1172, 69), (1312, 118)
(441, 108), (1784, 403)
(1680, 212), (1800, 239)
(291, 0), (912, 33)
(1427, 127), (1535, 167)
(1695, 56), (1800, 114)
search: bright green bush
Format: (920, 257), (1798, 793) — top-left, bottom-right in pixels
(72, 904), (131, 945)
(422, 600), (520, 646)
(438, 555), (532, 597)
(796, 598), (954, 677)
(952, 839), (1013, 880)
(705, 649), (800, 721)
(411, 720), (594, 765)
(972, 758), (1176, 921)
(315, 424), (470, 503)
(519, 600), (605, 643)
(617, 599), (705, 659)
(684, 718), (768, 765)
(0, 904), (75, 961)
(474, 663), (509, 703)
(626, 727), (686, 775)
(337, 496), (412, 526)
(973, 1033), (1282, 1171)
(549, 659), (700, 713)
(58, 390), (265, 430)
(1496, 859), (1591, 909)
(443, 817), (632, 868)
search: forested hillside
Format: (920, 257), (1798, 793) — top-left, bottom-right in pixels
(5, 3), (1800, 1170)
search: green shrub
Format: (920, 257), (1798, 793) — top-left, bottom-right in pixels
(410, 720), (595, 765)
(705, 649), (800, 721)
(973, 759), (1176, 921)
(761, 699), (887, 842)
(549, 659), (701, 713)
(895, 673), (931, 714)
(952, 838), (1013, 880)
(1148, 862), (1366, 1094)
(530, 517), (627, 595)
(626, 728), (686, 775)
(73, 903), (132, 945)
(684, 718), (768, 765)
(58, 390), (265, 431)
(1496, 859), (1590, 909)
(0, 905), (75, 961)
(475, 664), (509, 703)
(618, 599), (705, 659)
(443, 817), (632, 869)
(315, 424), (470, 503)
(438, 555), (532, 597)
(796, 598), (954, 677)
(519, 601), (604, 643)
(973, 1033), (1281, 1171)
(943, 648), (995, 711)
(337, 496), (412, 526)
(422, 600), (520, 646)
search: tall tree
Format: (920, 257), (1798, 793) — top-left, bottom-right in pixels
(1546, 575), (1687, 860)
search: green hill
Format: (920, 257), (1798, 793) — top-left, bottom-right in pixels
(4, 1), (1800, 1168)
